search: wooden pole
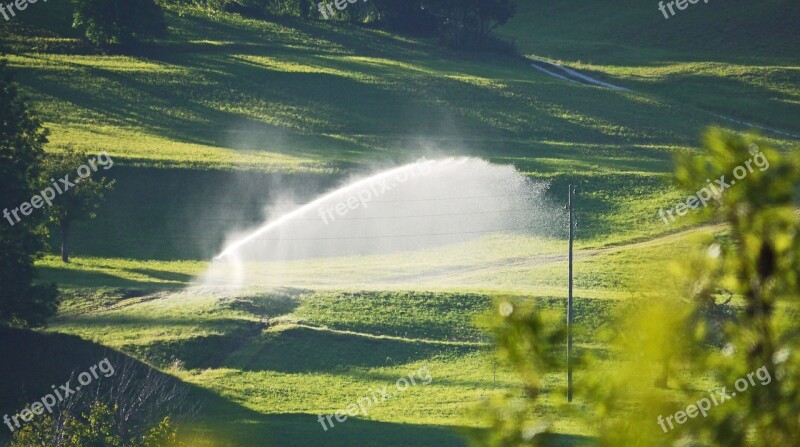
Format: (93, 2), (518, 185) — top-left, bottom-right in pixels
(567, 185), (574, 403)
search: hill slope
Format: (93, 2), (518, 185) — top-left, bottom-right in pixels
(8, 3), (794, 262)
(501, 0), (800, 132)
(0, 3), (797, 446)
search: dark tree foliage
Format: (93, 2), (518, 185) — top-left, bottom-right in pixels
(73, 0), (167, 48)
(353, 0), (517, 48)
(41, 147), (115, 263)
(298, 0), (311, 18)
(183, 0), (516, 50)
(0, 60), (59, 328)
(426, 0), (517, 48)
(369, 0), (439, 34)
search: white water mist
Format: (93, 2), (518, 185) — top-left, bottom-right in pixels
(201, 157), (562, 288)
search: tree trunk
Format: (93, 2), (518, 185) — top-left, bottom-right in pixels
(299, 0), (310, 18)
(60, 221), (71, 263)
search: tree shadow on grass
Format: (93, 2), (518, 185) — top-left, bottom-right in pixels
(116, 316), (483, 373)
(195, 413), (595, 447)
(0, 327), (251, 445)
(0, 327), (597, 447)
(125, 268), (196, 283)
(0, 328), (474, 446)
(36, 265), (188, 289)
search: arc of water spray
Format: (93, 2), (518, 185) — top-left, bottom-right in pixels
(213, 158), (453, 261)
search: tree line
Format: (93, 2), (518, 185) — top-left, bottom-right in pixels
(69, 0), (517, 51)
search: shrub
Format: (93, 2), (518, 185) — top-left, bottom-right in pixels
(11, 402), (181, 447)
(72, 0), (167, 48)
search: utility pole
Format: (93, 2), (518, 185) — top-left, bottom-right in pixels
(567, 185), (575, 403)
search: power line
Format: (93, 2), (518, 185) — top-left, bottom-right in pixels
(103, 193), (536, 207)
(100, 224), (562, 243)
(113, 208), (556, 222)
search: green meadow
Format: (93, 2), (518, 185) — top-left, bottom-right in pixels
(1, 0), (798, 445)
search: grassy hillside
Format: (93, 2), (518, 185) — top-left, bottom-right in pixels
(1, 1), (797, 446)
(505, 0), (800, 59)
(5, 1), (749, 261)
(29, 225), (712, 445)
(4, 2), (796, 264)
(5, 1), (702, 171)
(42, 288), (623, 445)
(502, 0), (800, 132)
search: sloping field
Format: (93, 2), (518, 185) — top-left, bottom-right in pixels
(1, 1), (796, 446)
